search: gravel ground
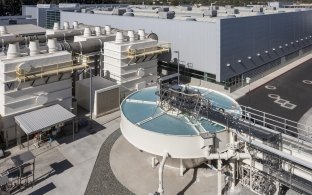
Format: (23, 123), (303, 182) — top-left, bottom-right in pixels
(84, 129), (134, 195)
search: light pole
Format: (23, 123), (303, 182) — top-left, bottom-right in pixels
(246, 77), (251, 142)
(174, 50), (180, 85)
(246, 77), (251, 106)
(88, 67), (93, 130)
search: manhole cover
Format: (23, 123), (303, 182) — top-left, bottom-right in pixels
(265, 85), (277, 90)
(268, 94), (280, 99)
(302, 80), (312, 85)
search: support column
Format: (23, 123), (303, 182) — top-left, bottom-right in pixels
(230, 160), (236, 189)
(218, 157), (222, 195)
(158, 152), (169, 195)
(152, 157), (157, 168)
(180, 159), (184, 177)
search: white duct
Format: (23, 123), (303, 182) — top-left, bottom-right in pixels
(138, 29), (145, 40)
(47, 38), (57, 53)
(73, 21), (79, 29)
(95, 26), (101, 36)
(128, 30), (135, 42)
(105, 25), (111, 35)
(29, 40), (40, 56)
(53, 22), (60, 30)
(0, 26), (8, 35)
(115, 32), (124, 44)
(7, 43), (20, 59)
(84, 27), (91, 37)
(63, 21), (70, 30)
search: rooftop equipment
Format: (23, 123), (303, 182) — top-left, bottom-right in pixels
(0, 26), (8, 35)
(63, 21), (70, 30)
(29, 40), (40, 56)
(53, 22), (60, 30)
(73, 21), (79, 29)
(7, 43), (20, 59)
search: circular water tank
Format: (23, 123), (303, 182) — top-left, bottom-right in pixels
(120, 86), (242, 162)
(123, 12), (134, 17)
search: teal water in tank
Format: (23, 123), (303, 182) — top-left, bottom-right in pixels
(122, 87), (232, 136)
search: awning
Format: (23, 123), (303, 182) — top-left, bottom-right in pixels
(15, 104), (75, 135)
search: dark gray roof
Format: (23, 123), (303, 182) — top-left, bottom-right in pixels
(15, 104), (75, 135)
(11, 151), (35, 167)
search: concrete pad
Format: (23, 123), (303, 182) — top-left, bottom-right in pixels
(110, 135), (255, 195)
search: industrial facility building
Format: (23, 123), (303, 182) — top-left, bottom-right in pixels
(24, 5), (310, 90)
(0, 6), (311, 195)
(22, 3), (127, 29)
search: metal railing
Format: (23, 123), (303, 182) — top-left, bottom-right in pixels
(240, 105), (312, 142)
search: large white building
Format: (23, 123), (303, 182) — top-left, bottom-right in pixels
(28, 4), (311, 91)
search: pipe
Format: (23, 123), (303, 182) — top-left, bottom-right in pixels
(236, 132), (312, 170)
(0, 30), (84, 48)
(59, 36), (115, 54)
(218, 155), (222, 195)
(157, 152), (169, 195)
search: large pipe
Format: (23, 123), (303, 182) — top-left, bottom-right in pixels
(0, 29), (84, 48)
(59, 36), (116, 54)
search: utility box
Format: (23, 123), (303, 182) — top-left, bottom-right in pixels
(75, 76), (120, 117)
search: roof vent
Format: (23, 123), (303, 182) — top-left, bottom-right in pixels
(29, 40), (40, 56)
(47, 38), (57, 53)
(128, 30), (135, 42)
(73, 21), (79, 29)
(105, 25), (111, 35)
(63, 21), (70, 30)
(95, 26), (101, 36)
(53, 22), (60, 30)
(7, 43), (20, 59)
(115, 32), (124, 43)
(0, 26), (8, 35)
(84, 27), (91, 37)
(138, 29), (145, 40)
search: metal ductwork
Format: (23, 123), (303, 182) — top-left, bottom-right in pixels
(0, 30), (84, 48)
(59, 37), (115, 54)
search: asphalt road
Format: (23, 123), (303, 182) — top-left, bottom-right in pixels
(238, 58), (312, 123)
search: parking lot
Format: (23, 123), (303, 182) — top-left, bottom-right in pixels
(238, 58), (312, 123)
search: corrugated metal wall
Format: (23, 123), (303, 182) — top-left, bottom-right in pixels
(220, 11), (312, 81)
